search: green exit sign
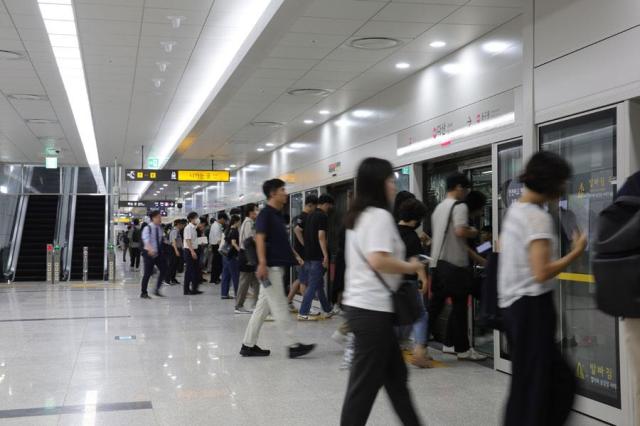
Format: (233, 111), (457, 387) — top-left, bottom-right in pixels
(147, 157), (159, 169)
(401, 166), (411, 175)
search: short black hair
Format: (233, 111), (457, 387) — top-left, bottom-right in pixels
(148, 210), (161, 220)
(210, 217), (216, 225)
(262, 178), (285, 199)
(199, 216), (207, 224)
(217, 212), (229, 221)
(318, 194), (334, 205)
(465, 190), (487, 213)
(393, 190), (416, 221)
(245, 203), (258, 217)
(305, 194), (319, 206)
(132, 218), (140, 225)
(229, 215), (241, 226)
(520, 151), (572, 197)
(398, 198), (427, 222)
(187, 212), (198, 221)
(446, 172), (471, 191)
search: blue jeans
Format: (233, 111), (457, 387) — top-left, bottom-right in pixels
(221, 256), (239, 297)
(413, 290), (429, 345)
(299, 260), (332, 315)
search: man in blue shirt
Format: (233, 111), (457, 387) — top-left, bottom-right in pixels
(240, 178), (315, 359)
(140, 210), (167, 299)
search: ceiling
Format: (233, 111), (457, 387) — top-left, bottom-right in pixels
(0, 0), (523, 202)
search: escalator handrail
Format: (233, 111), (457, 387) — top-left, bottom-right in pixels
(5, 194), (30, 281)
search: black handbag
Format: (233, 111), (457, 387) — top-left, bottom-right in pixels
(431, 201), (473, 298)
(354, 243), (421, 326)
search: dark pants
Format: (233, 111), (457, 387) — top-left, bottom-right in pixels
(210, 245), (222, 283)
(429, 284), (470, 353)
(341, 306), (421, 426)
(122, 246), (128, 262)
(141, 252), (166, 295)
(129, 247), (141, 268)
(183, 249), (199, 294)
(503, 293), (575, 426)
(168, 250), (181, 282)
(221, 256), (239, 297)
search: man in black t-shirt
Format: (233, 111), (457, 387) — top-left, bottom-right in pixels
(298, 194), (335, 320)
(287, 195), (318, 311)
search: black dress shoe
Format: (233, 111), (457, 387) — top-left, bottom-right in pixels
(289, 343), (316, 359)
(140, 294), (151, 299)
(191, 290), (203, 295)
(240, 344), (271, 357)
(154, 291), (165, 297)
(183, 290), (192, 295)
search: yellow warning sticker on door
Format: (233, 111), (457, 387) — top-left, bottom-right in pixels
(576, 362), (585, 380)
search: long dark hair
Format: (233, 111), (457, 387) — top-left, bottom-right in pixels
(345, 157), (394, 229)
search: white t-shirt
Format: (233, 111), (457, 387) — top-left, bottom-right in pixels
(430, 198), (469, 267)
(498, 202), (557, 308)
(184, 223), (198, 249)
(343, 207), (405, 313)
(209, 222), (223, 245)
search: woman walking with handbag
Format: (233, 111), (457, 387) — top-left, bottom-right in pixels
(341, 157), (425, 426)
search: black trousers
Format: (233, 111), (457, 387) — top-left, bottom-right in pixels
(129, 247), (141, 268)
(341, 306), (421, 426)
(183, 249), (199, 294)
(141, 252), (166, 295)
(168, 250), (181, 281)
(503, 293), (576, 426)
(210, 245), (222, 283)
(122, 246), (128, 262)
(429, 286), (470, 353)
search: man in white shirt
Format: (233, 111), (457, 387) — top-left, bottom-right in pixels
(429, 173), (485, 361)
(183, 212), (203, 295)
(209, 213), (227, 284)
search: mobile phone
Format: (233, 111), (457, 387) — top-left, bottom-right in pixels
(417, 254), (432, 264)
(259, 278), (272, 288)
(476, 241), (492, 254)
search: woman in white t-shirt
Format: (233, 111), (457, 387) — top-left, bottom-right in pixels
(498, 151), (586, 426)
(341, 157), (425, 426)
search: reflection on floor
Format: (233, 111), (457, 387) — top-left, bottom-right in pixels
(0, 266), (608, 425)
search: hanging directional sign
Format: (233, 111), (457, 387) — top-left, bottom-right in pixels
(118, 200), (176, 208)
(125, 169), (230, 182)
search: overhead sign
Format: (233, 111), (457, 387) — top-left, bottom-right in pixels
(118, 200), (176, 208)
(147, 157), (159, 169)
(125, 169), (230, 182)
(45, 156), (57, 169)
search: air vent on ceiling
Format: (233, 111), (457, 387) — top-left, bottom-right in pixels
(250, 121), (285, 128)
(26, 119), (58, 125)
(286, 88), (332, 97)
(0, 50), (25, 60)
(349, 37), (402, 50)
(7, 94), (49, 101)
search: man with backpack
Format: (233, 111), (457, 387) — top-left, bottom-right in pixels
(128, 218), (142, 270)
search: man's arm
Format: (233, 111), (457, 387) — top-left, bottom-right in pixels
(185, 230), (197, 259)
(255, 233), (268, 280)
(294, 225), (304, 247)
(142, 227), (155, 255)
(319, 230), (329, 268)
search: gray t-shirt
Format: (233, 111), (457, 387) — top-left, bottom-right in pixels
(430, 198), (469, 267)
(498, 202), (557, 308)
(169, 228), (182, 249)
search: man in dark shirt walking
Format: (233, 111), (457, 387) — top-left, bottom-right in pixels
(287, 194), (318, 311)
(298, 194), (336, 320)
(240, 178), (315, 358)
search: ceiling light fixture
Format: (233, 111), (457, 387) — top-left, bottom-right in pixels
(352, 110), (374, 118)
(224, 167), (230, 171)
(152, 78), (165, 88)
(395, 62), (410, 69)
(37, 0), (105, 193)
(167, 15), (186, 29)
(290, 143), (306, 149)
(287, 88), (331, 97)
(303, 119), (314, 124)
(318, 110), (330, 115)
(26, 118), (57, 125)
(0, 185), (7, 194)
(349, 37), (402, 50)
(430, 41), (446, 48)
(442, 63), (462, 75)
(156, 61), (170, 72)
(229, 164), (236, 168)
(160, 41), (177, 53)
(250, 121), (284, 128)
(334, 119), (349, 127)
(482, 41), (510, 54)
(265, 143), (274, 147)
(257, 148), (265, 152)
(7, 94), (49, 101)
(163, 184), (168, 187)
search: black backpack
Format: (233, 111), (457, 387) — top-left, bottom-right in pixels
(131, 228), (141, 243)
(478, 252), (504, 330)
(592, 195), (640, 318)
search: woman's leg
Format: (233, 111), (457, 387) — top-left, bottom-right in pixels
(221, 256), (231, 297)
(231, 258), (240, 296)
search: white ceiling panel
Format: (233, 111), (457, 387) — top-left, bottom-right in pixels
(3, 0), (40, 16)
(0, 78), (45, 94)
(355, 20), (433, 38)
(145, 0), (214, 11)
(75, 4), (143, 22)
(9, 13), (46, 30)
(77, 19), (141, 36)
(443, 5), (522, 25)
(9, 100), (58, 120)
(0, 26), (20, 40)
(373, 3), (460, 23)
(290, 17), (366, 35)
(258, 57), (319, 70)
(26, 122), (65, 138)
(278, 32), (349, 49)
(141, 22), (202, 38)
(303, 0), (386, 20)
(80, 33), (139, 46)
(269, 45), (335, 60)
(143, 8), (208, 27)
(77, 0), (144, 6)
(404, 23), (494, 52)
(468, 0), (524, 6)
(323, 44), (403, 62)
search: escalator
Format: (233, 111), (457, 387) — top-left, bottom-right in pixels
(70, 195), (105, 280)
(14, 195), (59, 282)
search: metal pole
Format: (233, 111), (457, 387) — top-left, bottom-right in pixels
(46, 244), (53, 283)
(53, 245), (61, 284)
(82, 246), (88, 283)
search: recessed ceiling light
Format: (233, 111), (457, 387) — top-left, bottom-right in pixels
(352, 110), (374, 119)
(159, 187), (164, 190)
(229, 164), (236, 168)
(162, 184), (168, 187)
(442, 63), (462, 75)
(257, 148), (265, 152)
(319, 110), (330, 115)
(250, 121), (284, 128)
(224, 167), (230, 171)
(265, 143), (275, 147)
(0, 50), (25, 60)
(430, 41), (446, 48)
(152, 78), (165, 88)
(160, 41), (177, 53)
(303, 119), (314, 124)
(335, 119), (349, 127)
(287, 88), (331, 97)
(395, 62), (410, 69)
(156, 61), (170, 72)
(290, 143), (306, 149)
(194, 185), (200, 189)
(7, 94), (48, 101)
(349, 37), (402, 50)
(167, 15), (185, 29)
(483, 41), (510, 54)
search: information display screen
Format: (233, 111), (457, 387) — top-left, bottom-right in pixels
(125, 169), (230, 182)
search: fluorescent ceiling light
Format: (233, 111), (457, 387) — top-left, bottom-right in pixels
(229, 164), (236, 168)
(0, 185), (7, 194)
(334, 119), (349, 127)
(224, 167), (230, 171)
(303, 119), (314, 124)
(352, 110), (374, 118)
(430, 41), (446, 48)
(483, 41), (510, 54)
(442, 63), (462, 75)
(395, 62), (410, 69)
(37, 0), (105, 194)
(265, 143), (274, 147)
(319, 110), (330, 115)
(163, 183), (168, 187)
(290, 143), (306, 149)
(397, 112), (515, 156)
(193, 185), (201, 189)
(257, 148), (265, 152)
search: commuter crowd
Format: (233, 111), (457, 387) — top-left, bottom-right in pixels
(115, 153), (640, 426)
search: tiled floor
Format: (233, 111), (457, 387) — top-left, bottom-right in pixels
(0, 266), (608, 425)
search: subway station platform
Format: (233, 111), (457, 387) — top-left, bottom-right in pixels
(0, 267), (606, 426)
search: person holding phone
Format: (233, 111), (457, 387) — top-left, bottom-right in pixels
(499, 151), (587, 426)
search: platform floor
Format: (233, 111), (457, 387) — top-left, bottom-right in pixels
(0, 266), (607, 425)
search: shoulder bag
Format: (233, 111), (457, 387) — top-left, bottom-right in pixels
(353, 240), (421, 326)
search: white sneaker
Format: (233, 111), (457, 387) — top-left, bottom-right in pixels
(234, 307), (252, 314)
(320, 310), (335, 320)
(457, 348), (487, 361)
(297, 314), (319, 321)
(264, 314), (274, 322)
(288, 302), (298, 313)
(331, 330), (347, 346)
(309, 308), (321, 316)
(442, 345), (456, 354)
(330, 305), (342, 316)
